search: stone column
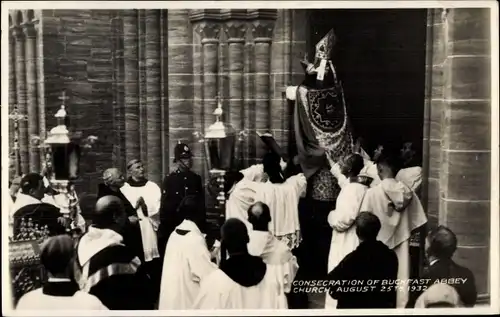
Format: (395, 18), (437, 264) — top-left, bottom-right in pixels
(249, 10), (277, 159)
(271, 10), (309, 156)
(439, 8), (491, 301)
(13, 25), (29, 175)
(111, 12), (126, 170)
(123, 10), (141, 163)
(169, 10), (194, 168)
(23, 21), (40, 173)
(145, 9), (162, 185)
(34, 14), (47, 169)
(193, 16), (222, 131)
(9, 25), (17, 175)
(223, 10), (247, 166)
(138, 10), (148, 164)
(422, 8), (447, 229)
(160, 10), (169, 175)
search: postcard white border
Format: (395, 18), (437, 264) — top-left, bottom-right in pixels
(1, 1), (498, 316)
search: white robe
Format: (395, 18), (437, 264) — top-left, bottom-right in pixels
(193, 265), (284, 309)
(225, 164), (266, 232)
(358, 158), (423, 192)
(360, 178), (427, 308)
(159, 220), (217, 310)
(226, 164), (307, 249)
(325, 181), (368, 309)
(120, 181), (161, 262)
(248, 230), (299, 307)
(16, 282), (108, 311)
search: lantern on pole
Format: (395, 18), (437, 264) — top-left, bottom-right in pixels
(43, 92), (82, 229)
(203, 96), (236, 215)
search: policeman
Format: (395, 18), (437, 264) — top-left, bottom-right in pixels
(158, 142), (205, 255)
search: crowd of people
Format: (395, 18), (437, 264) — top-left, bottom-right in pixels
(8, 28), (478, 312)
(8, 139), (478, 311)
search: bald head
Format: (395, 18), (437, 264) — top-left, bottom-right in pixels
(103, 168), (125, 189)
(221, 218), (250, 254)
(247, 202), (271, 231)
(93, 195), (124, 228)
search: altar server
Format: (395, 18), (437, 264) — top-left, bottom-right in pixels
(226, 151), (306, 249)
(193, 218), (284, 309)
(247, 202), (299, 308)
(360, 154), (427, 307)
(158, 196), (217, 310)
(325, 153), (371, 309)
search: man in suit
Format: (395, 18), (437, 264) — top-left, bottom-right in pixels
(406, 226), (477, 308)
(327, 212), (399, 309)
(158, 142), (205, 256)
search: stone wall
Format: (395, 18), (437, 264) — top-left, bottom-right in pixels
(29, 9), (306, 207)
(422, 8), (491, 301)
(40, 9), (116, 196)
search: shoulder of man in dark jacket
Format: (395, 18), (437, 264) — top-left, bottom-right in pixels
(406, 260), (477, 308)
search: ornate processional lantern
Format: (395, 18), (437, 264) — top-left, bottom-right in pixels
(43, 92), (83, 225)
(204, 97), (236, 214)
(193, 95), (249, 222)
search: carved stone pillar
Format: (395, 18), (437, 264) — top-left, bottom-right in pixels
(249, 10), (277, 159)
(192, 12), (222, 130)
(223, 10), (247, 134)
(23, 21), (40, 173)
(9, 26), (17, 175)
(145, 9), (162, 185)
(123, 10), (141, 163)
(13, 26), (29, 175)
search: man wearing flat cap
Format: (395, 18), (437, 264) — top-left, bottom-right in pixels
(158, 142), (205, 257)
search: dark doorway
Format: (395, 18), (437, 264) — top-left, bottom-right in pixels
(307, 9), (428, 164)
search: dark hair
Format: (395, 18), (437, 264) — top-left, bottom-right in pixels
(177, 195), (201, 222)
(426, 226), (457, 259)
(40, 235), (74, 275)
(262, 152), (284, 184)
(247, 202), (271, 227)
(355, 212), (381, 241)
(342, 153), (365, 176)
(221, 218), (249, 254)
(377, 153), (402, 176)
(20, 173), (44, 194)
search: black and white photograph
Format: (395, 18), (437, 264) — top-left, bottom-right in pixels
(2, 1), (499, 314)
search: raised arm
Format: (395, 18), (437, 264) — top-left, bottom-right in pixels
(328, 187), (366, 232)
(240, 164), (265, 182)
(326, 153), (348, 189)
